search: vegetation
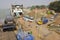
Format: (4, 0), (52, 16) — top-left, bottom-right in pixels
(30, 1), (60, 12)
(30, 5), (46, 10)
(49, 1), (60, 12)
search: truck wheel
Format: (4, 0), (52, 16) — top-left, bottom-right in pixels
(3, 30), (6, 32)
(4, 21), (7, 24)
(14, 27), (17, 30)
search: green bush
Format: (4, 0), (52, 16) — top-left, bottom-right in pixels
(49, 1), (60, 12)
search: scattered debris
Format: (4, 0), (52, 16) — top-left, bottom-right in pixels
(48, 24), (60, 34)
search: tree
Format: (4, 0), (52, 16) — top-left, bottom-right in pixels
(30, 6), (35, 10)
(39, 5), (46, 9)
(49, 1), (60, 12)
(30, 5), (46, 10)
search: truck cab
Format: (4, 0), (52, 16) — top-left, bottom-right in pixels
(4, 15), (15, 24)
(11, 5), (23, 18)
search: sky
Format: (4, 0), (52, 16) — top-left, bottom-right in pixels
(0, 0), (55, 9)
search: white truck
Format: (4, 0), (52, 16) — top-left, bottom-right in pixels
(10, 5), (23, 18)
(2, 5), (24, 32)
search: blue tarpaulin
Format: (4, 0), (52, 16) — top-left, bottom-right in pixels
(24, 34), (34, 40)
(16, 29), (34, 40)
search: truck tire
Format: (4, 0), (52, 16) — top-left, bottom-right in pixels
(3, 29), (6, 32)
(14, 27), (17, 30)
(4, 21), (7, 24)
